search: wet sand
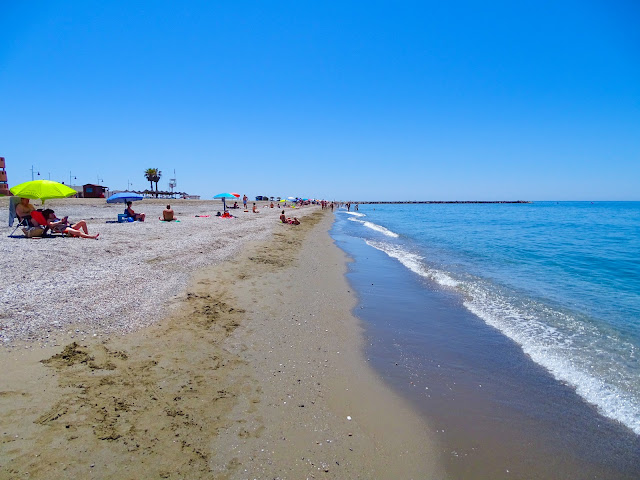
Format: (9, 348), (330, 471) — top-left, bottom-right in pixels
(334, 222), (640, 480)
(0, 206), (443, 479)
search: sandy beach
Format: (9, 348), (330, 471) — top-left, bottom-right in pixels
(0, 199), (442, 479)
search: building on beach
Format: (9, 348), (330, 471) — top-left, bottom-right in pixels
(83, 183), (108, 198)
(0, 157), (8, 196)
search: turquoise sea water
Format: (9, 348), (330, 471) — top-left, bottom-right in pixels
(334, 202), (640, 436)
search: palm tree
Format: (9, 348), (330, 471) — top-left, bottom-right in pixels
(144, 168), (157, 192)
(144, 168), (162, 197)
(153, 170), (162, 196)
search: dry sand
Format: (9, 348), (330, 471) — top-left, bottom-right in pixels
(0, 198), (443, 479)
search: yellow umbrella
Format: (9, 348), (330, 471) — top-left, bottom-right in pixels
(10, 180), (77, 204)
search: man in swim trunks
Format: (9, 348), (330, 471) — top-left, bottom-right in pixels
(16, 198), (36, 224)
(161, 205), (175, 221)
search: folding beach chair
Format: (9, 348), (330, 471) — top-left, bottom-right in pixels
(8, 196), (19, 227)
(9, 216), (31, 237)
(8, 198), (33, 237)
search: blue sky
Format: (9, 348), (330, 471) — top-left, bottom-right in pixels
(1, 1), (638, 200)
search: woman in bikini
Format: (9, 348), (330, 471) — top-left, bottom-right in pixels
(126, 201), (145, 221)
(42, 209), (100, 239)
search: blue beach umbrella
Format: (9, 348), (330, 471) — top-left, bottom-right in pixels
(107, 192), (144, 204)
(213, 192), (236, 211)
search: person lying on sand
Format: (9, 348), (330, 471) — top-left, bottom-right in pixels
(43, 209), (100, 239)
(160, 205), (175, 221)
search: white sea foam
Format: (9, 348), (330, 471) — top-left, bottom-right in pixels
(365, 240), (459, 287)
(349, 219), (399, 238)
(364, 238), (640, 435)
(462, 283), (640, 436)
(343, 211), (365, 217)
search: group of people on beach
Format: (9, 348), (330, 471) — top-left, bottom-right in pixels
(15, 197), (100, 239)
(13, 196), (304, 239)
(123, 202), (174, 222)
(320, 200), (335, 211)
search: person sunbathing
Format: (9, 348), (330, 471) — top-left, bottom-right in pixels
(16, 197), (36, 225)
(43, 209), (100, 239)
(279, 210), (300, 225)
(126, 201), (145, 221)
(252, 203), (259, 213)
(160, 204), (175, 221)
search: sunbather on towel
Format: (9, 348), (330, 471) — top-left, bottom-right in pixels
(160, 205), (175, 221)
(43, 209), (100, 239)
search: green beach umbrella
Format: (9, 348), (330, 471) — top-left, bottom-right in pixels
(10, 180), (77, 204)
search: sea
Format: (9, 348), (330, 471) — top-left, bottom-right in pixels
(330, 201), (640, 479)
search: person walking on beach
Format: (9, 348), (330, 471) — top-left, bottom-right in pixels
(243, 194), (248, 209)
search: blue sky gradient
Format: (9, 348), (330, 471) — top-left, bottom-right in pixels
(1, 1), (638, 200)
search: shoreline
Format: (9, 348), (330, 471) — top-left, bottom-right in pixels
(332, 206), (640, 479)
(0, 205), (443, 478)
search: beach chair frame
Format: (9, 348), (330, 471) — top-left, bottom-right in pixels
(8, 215), (31, 237)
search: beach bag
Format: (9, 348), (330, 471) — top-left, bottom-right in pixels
(23, 227), (45, 238)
